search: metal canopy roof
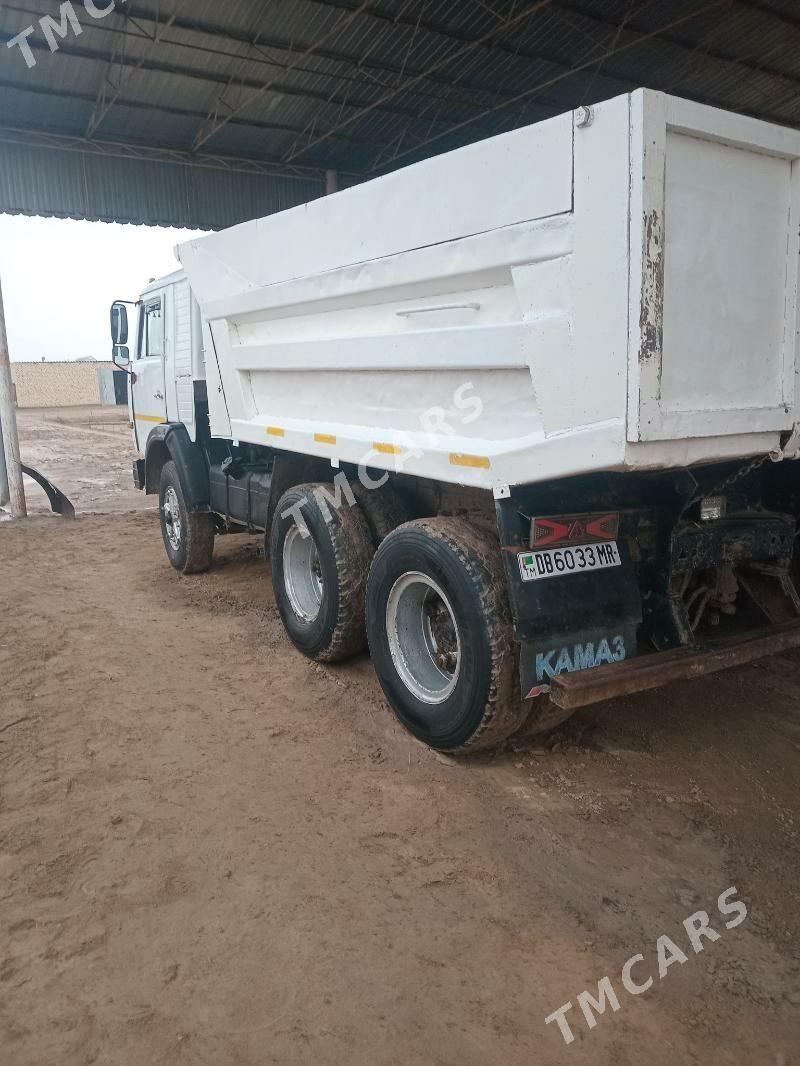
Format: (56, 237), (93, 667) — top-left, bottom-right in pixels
(2, 0), (800, 229)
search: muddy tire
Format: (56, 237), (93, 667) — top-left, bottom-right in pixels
(271, 483), (374, 662)
(352, 480), (415, 545)
(365, 517), (528, 752)
(159, 460), (215, 574)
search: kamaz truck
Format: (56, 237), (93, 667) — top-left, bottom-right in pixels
(111, 90), (800, 752)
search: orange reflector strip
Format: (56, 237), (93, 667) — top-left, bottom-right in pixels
(450, 453), (491, 469)
(373, 442), (402, 455)
(267, 426), (285, 437)
(314, 433), (337, 445)
(135, 414), (164, 424)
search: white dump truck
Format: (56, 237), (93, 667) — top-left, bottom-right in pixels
(111, 89), (800, 752)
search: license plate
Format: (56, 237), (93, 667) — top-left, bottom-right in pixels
(518, 542), (622, 582)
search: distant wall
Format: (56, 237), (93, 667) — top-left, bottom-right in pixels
(11, 361), (116, 408)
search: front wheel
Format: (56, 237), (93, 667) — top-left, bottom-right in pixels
(366, 518), (528, 752)
(159, 460), (215, 574)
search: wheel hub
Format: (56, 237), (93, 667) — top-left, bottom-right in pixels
(283, 523), (323, 622)
(386, 572), (461, 704)
(162, 486), (182, 551)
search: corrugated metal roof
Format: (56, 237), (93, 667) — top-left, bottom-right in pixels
(2, 0), (800, 228)
(0, 138), (322, 228)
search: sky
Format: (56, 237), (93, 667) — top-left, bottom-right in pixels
(0, 214), (207, 362)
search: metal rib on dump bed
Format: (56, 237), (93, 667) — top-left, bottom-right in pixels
(548, 620), (800, 710)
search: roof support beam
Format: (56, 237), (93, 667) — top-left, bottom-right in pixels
(4, 1), (560, 120)
(737, 0), (800, 33)
(367, 0), (731, 173)
(305, 0), (793, 127)
(0, 28), (495, 150)
(191, 0), (371, 152)
(303, 0), (611, 73)
(85, 0), (184, 137)
(282, 0), (555, 164)
(117, 2), (554, 115)
(82, 2), (131, 138)
(550, 0), (800, 103)
(0, 124), (349, 183)
(0, 77), (383, 158)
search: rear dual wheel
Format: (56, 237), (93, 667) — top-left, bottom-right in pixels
(366, 519), (528, 752)
(271, 485), (527, 752)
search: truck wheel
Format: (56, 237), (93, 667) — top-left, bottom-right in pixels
(271, 483), (374, 662)
(366, 517), (528, 752)
(159, 460), (215, 574)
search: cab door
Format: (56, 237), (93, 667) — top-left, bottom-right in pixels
(131, 293), (168, 451)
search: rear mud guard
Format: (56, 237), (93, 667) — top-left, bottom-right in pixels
(20, 465), (76, 520)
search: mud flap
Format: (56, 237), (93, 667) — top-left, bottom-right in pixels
(21, 465), (76, 520)
(495, 489), (642, 699)
(519, 624), (640, 699)
(504, 544), (642, 698)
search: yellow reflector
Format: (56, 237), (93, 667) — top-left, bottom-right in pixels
(314, 433), (337, 445)
(373, 442), (402, 455)
(450, 453), (491, 469)
(267, 426), (285, 437)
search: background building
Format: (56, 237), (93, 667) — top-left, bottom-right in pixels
(10, 360), (127, 408)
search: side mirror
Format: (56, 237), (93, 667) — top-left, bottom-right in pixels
(113, 344), (130, 367)
(111, 303), (129, 345)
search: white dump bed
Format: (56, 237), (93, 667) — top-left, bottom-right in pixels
(177, 89), (800, 492)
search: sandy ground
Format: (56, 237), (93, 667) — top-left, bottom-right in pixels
(0, 408), (798, 1064)
(12, 406), (149, 516)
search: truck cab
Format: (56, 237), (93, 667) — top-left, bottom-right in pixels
(123, 271), (205, 449)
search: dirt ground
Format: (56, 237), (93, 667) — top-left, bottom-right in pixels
(1, 408), (798, 1065)
(12, 406), (150, 516)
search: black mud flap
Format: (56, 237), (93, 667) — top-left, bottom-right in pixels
(512, 561), (641, 699)
(20, 465), (76, 520)
(496, 488), (641, 699)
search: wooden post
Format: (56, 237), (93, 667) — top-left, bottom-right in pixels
(0, 275), (26, 517)
(0, 412), (8, 508)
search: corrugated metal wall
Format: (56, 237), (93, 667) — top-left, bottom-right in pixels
(0, 142), (324, 230)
